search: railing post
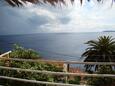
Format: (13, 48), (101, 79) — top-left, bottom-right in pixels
(5, 52), (10, 67)
(63, 63), (69, 83)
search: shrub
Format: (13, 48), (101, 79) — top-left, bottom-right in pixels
(10, 44), (40, 59)
(0, 44), (63, 86)
(69, 76), (81, 84)
(0, 61), (63, 86)
(87, 65), (115, 86)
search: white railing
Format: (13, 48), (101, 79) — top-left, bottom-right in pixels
(0, 51), (11, 58)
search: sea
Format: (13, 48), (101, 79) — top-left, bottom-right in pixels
(0, 32), (115, 61)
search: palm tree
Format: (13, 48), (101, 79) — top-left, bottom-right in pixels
(4, 0), (115, 7)
(82, 36), (115, 72)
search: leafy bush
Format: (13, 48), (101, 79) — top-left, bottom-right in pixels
(69, 76), (81, 84)
(0, 44), (63, 86)
(0, 61), (63, 86)
(10, 44), (40, 59)
(86, 65), (115, 86)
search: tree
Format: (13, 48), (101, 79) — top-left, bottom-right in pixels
(82, 36), (115, 72)
(4, 0), (115, 7)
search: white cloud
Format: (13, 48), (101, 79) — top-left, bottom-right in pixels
(35, 0), (115, 33)
(0, 0), (115, 34)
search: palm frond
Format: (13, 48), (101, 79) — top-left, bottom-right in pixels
(5, 0), (69, 7)
(4, 0), (115, 7)
(82, 36), (115, 72)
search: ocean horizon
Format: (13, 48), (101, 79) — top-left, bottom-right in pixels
(0, 32), (115, 61)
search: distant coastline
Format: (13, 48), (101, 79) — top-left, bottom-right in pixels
(103, 30), (115, 32)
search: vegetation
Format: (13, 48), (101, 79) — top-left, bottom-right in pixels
(86, 65), (115, 86)
(0, 44), (63, 86)
(0, 61), (63, 86)
(0, 44), (82, 85)
(10, 44), (40, 59)
(82, 36), (115, 86)
(68, 76), (81, 84)
(3, 0), (115, 7)
(82, 36), (115, 72)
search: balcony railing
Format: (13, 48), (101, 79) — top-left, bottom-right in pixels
(0, 51), (115, 86)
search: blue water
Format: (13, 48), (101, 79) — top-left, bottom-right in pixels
(0, 32), (115, 61)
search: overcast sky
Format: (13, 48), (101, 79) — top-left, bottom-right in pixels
(0, 0), (115, 35)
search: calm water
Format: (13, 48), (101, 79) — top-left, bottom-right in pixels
(0, 32), (115, 61)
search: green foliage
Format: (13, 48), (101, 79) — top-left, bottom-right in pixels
(82, 36), (115, 72)
(82, 36), (115, 86)
(0, 44), (64, 86)
(69, 76), (81, 84)
(10, 44), (40, 59)
(86, 65), (115, 86)
(0, 61), (63, 86)
(0, 60), (4, 65)
(97, 65), (114, 74)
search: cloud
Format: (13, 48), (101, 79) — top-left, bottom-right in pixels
(0, 4), (58, 34)
(0, 1), (115, 35)
(58, 17), (71, 24)
(0, 6), (35, 34)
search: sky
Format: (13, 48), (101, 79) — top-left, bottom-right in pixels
(0, 0), (115, 35)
